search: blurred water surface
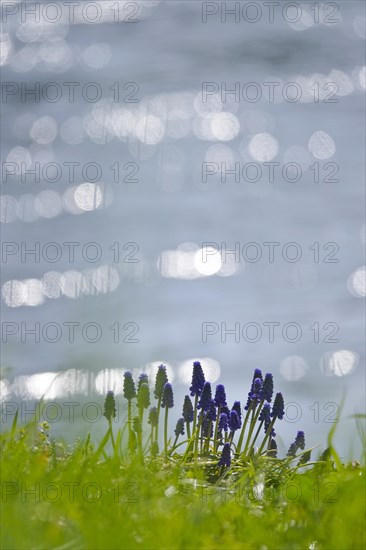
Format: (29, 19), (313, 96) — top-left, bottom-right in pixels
(1, 1), (365, 454)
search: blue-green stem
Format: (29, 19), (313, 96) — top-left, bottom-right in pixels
(164, 406), (169, 459)
(236, 403), (253, 455)
(188, 395), (199, 454)
(247, 419), (264, 456)
(186, 421), (191, 440)
(127, 400), (132, 450)
(194, 413), (203, 457)
(108, 418), (115, 451)
(155, 396), (162, 445)
(243, 399), (264, 456)
(213, 406), (221, 452)
(258, 417), (277, 455)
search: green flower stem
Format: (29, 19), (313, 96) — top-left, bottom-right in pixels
(236, 404), (253, 455)
(127, 400), (132, 450)
(242, 401), (262, 457)
(155, 396), (162, 444)
(186, 422), (191, 440)
(138, 407), (144, 454)
(213, 406), (221, 452)
(258, 417), (277, 455)
(172, 434), (179, 449)
(192, 395), (198, 435)
(164, 406), (169, 459)
(182, 425), (198, 463)
(247, 419), (264, 456)
(204, 420), (213, 454)
(194, 413), (203, 457)
(243, 399), (264, 456)
(108, 419), (115, 451)
(188, 395), (199, 454)
(149, 425), (156, 455)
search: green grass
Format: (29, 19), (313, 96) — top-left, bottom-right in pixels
(1, 412), (365, 550)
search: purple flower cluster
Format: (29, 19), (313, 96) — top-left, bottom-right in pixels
(103, 362), (305, 468)
(218, 442), (231, 467)
(271, 392), (285, 420)
(197, 382), (212, 411)
(123, 371), (136, 400)
(154, 365), (168, 400)
(214, 384), (227, 408)
(287, 430), (306, 457)
(182, 395), (194, 423)
(161, 383), (174, 409)
(190, 361), (205, 397)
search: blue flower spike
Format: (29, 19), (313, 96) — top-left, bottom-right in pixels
(218, 442), (231, 468)
(190, 361), (206, 397)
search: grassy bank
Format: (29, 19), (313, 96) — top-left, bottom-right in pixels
(1, 363), (365, 549)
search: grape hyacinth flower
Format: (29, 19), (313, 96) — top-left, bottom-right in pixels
(218, 442), (231, 468)
(154, 365), (168, 400)
(207, 399), (217, 422)
(148, 406), (158, 427)
(148, 406), (158, 454)
(258, 392), (285, 455)
(103, 391), (116, 449)
(103, 391), (116, 421)
(161, 383), (174, 409)
(287, 431), (305, 457)
(182, 395), (194, 423)
(232, 401), (242, 427)
(137, 373), (149, 393)
(296, 430), (305, 450)
(123, 372), (136, 449)
(271, 392), (285, 420)
(218, 412), (229, 433)
(245, 377), (263, 412)
(214, 384), (227, 408)
(201, 412), (214, 439)
(190, 362), (206, 454)
(153, 365), (168, 447)
(197, 381), (212, 412)
(259, 402), (275, 436)
(123, 371), (136, 401)
(161, 383), (174, 458)
(259, 373), (274, 403)
(137, 383), (150, 411)
(244, 369), (263, 410)
(190, 361), (205, 397)
(238, 369), (264, 454)
(243, 374), (272, 455)
(228, 410), (241, 432)
(251, 378), (263, 402)
(174, 417), (185, 438)
(182, 394), (194, 439)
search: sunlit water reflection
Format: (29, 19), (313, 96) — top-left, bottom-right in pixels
(1, 1), (365, 455)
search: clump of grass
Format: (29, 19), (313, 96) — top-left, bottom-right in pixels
(98, 362), (312, 474)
